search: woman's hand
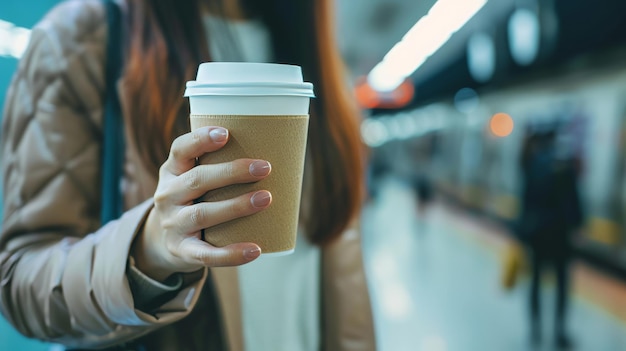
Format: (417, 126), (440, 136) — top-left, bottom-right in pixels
(132, 126), (272, 281)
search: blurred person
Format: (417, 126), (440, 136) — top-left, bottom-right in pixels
(0, 0), (375, 350)
(366, 146), (390, 201)
(518, 125), (583, 350)
(411, 174), (434, 215)
(407, 172), (433, 236)
(409, 135), (437, 228)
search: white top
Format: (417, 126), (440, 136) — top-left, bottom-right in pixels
(238, 233), (321, 351)
(203, 14), (272, 64)
(202, 14), (321, 351)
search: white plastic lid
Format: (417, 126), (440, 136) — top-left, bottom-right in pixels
(184, 62), (315, 97)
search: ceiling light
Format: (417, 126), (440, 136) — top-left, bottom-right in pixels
(467, 32), (496, 82)
(367, 0), (488, 92)
(508, 8), (540, 66)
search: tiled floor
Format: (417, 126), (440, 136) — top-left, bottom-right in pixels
(2, 176), (626, 350)
(362, 176), (626, 351)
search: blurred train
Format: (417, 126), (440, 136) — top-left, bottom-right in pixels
(364, 46), (626, 274)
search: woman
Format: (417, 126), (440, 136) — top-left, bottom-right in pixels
(0, 0), (375, 350)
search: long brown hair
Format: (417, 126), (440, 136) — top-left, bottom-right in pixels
(123, 0), (364, 246)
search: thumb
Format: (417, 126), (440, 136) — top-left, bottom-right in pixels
(177, 236), (262, 267)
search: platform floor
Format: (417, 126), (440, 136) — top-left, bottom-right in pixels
(362, 177), (626, 351)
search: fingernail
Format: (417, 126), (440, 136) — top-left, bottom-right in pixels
(250, 191), (272, 208)
(209, 128), (228, 142)
(244, 247), (261, 260)
(249, 160), (271, 177)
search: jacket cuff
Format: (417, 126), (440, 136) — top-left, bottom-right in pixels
(127, 256), (183, 313)
(90, 199), (207, 326)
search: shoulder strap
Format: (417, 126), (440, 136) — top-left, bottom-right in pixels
(100, 0), (125, 224)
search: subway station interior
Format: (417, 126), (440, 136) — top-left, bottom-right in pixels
(2, 0), (626, 350)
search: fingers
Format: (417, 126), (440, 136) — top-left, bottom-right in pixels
(173, 190), (272, 234)
(176, 236), (262, 267)
(164, 127), (229, 176)
(164, 159), (272, 204)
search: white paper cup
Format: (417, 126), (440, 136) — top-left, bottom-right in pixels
(185, 63), (314, 255)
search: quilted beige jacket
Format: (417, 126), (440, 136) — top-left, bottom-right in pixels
(0, 0), (376, 350)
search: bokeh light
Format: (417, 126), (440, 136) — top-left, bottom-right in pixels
(453, 87), (480, 114)
(490, 113), (514, 137)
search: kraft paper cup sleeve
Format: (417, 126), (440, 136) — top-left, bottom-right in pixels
(190, 114), (309, 253)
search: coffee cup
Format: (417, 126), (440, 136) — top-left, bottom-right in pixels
(184, 62), (314, 255)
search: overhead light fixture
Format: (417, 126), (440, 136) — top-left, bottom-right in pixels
(508, 8), (540, 66)
(467, 31), (496, 83)
(0, 19), (31, 59)
(367, 0), (488, 92)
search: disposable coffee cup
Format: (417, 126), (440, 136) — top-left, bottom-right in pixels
(184, 62), (314, 255)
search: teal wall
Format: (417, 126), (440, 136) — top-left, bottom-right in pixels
(1, 2), (61, 350)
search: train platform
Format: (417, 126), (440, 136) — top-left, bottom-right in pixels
(362, 176), (626, 351)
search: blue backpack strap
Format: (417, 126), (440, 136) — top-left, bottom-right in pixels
(62, 2), (132, 351)
(100, 0), (125, 224)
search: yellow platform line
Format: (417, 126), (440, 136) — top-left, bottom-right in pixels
(437, 203), (626, 326)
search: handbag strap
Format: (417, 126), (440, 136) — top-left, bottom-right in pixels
(101, 0), (125, 224)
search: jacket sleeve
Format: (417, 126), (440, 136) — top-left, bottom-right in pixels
(322, 219), (377, 351)
(0, 1), (206, 348)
